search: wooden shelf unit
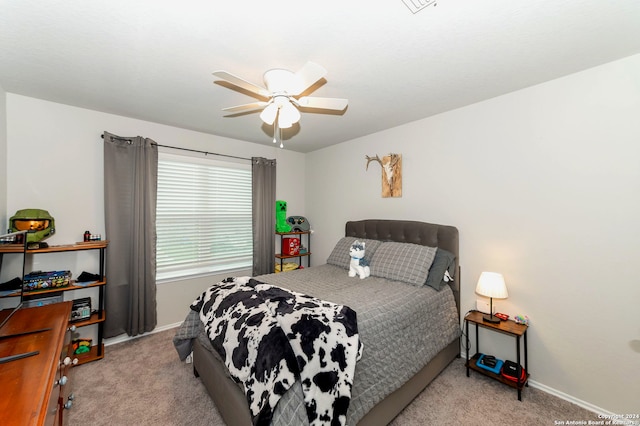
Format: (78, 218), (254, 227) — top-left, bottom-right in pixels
(275, 231), (311, 271)
(75, 343), (105, 365)
(464, 310), (529, 400)
(1, 279), (106, 298)
(0, 240), (108, 364)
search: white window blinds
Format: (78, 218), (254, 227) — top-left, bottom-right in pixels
(156, 152), (252, 281)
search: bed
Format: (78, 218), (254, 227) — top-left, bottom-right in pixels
(174, 219), (461, 425)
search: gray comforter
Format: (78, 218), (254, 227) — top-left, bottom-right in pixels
(174, 264), (460, 425)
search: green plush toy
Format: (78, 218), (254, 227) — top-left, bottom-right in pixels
(275, 200), (292, 232)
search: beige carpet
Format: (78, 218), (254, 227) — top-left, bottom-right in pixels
(68, 328), (598, 426)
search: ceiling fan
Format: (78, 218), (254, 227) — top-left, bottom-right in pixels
(212, 61), (348, 147)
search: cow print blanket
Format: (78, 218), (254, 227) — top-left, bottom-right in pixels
(191, 276), (363, 426)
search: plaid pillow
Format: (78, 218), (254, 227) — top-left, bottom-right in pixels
(370, 242), (437, 286)
(326, 237), (382, 269)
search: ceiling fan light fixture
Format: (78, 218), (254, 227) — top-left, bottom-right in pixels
(280, 101), (301, 124)
(259, 103), (278, 125)
(278, 115), (294, 129)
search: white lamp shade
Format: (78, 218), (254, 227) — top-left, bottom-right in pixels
(475, 272), (508, 299)
(259, 103), (278, 125)
(279, 101), (301, 124)
(278, 118), (293, 129)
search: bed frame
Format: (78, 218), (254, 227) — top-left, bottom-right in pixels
(192, 219), (461, 425)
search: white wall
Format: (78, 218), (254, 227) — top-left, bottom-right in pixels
(306, 54), (640, 413)
(4, 94), (305, 330)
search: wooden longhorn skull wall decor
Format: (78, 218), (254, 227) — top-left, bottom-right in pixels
(365, 153), (402, 197)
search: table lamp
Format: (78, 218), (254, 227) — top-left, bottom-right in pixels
(475, 271), (508, 323)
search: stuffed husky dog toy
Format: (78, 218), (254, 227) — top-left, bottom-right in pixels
(349, 240), (370, 279)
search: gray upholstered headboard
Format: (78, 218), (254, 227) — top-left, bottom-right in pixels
(345, 219), (460, 318)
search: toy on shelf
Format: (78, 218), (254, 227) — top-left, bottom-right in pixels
(9, 208), (55, 247)
(286, 216), (310, 232)
(275, 262), (299, 273)
(275, 200), (292, 233)
(72, 338), (92, 355)
(23, 270), (71, 290)
(281, 237), (300, 256)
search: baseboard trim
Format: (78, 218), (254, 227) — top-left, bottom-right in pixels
(527, 379), (616, 418)
(460, 352), (615, 417)
(104, 322), (182, 347)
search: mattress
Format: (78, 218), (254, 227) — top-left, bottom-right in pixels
(178, 263), (460, 425)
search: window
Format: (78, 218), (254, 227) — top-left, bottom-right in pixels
(156, 152), (252, 281)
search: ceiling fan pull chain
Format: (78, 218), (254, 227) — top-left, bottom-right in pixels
(272, 118), (277, 144)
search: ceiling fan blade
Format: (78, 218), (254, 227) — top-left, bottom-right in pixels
(213, 71), (270, 98)
(221, 101), (269, 113)
(291, 62), (327, 96)
(294, 96), (348, 111)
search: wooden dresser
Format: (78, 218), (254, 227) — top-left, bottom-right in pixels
(0, 302), (74, 425)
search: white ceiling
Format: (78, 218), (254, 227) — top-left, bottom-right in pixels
(2, 1), (640, 153)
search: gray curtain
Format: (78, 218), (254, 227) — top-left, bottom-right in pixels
(252, 157), (276, 276)
(103, 131), (158, 338)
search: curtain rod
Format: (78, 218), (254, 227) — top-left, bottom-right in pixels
(101, 134), (252, 161)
